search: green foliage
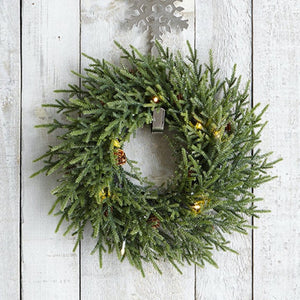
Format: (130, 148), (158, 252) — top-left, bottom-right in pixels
(32, 41), (280, 276)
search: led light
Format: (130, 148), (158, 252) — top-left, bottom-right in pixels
(121, 240), (126, 256)
(99, 189), (110, 201)
(191, 200), (206, 214)
(214, 130), (221, 138)
(195, 122), (203, 130)
(113, 139), (120, 148)
(152, 96), (159, 103)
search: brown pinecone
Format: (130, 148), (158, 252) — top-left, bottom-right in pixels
(115, 149), (127, 166)
(129, 69), (137, 75)
(177, 93), (183, 100)
(147, 215), (160, 229)
(225, 122), (232, 133)
(104, 207), (113, 217)
(188, 169), (195, 177)
(65, 165), (74, 175)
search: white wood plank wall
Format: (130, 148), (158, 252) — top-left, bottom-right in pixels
(0, 0), (298, 299)
(0, 1), (20, 299)
(22, 1), (80, 299)
(253, 0), (300, 299)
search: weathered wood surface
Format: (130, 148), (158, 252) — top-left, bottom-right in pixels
(253, 0), (300, 299)
(0, 0), (299, 299)
(195, 1), (253, 299)
(0, 1), (20, 299)
(22, 1), (80, 299)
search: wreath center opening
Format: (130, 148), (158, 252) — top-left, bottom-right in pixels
(123, 126), (176, 187)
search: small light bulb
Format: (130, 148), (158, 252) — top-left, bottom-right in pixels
(195, 122), (203, 130)
(113, 139), (120, 148)
(99, 189), (105, 200)
(121, 240), (126, 256)
(152, 96), (159, 103)
(214, 130), (221, 138)
(191, 200), (206, 214)
(99, 188), (110, 201)
(193, 204), (201, 210)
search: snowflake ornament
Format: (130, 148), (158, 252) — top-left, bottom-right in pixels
(126, 0), (188, 43)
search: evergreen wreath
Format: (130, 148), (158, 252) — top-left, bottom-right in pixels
(32, 41), (279, 276)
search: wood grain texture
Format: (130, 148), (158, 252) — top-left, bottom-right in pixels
(80, 1), (195, 299)
(22, 1), (80, 299)
(195, 1), (253, 299)
(253, 1), (300, 299)
(0, 1), (20, 299)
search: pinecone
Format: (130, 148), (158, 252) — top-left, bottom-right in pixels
(65, 165), (74, 175)
(115, 149), (127, 166)
(177, 93), (183, 100)
(147, 215), (160, 229)
(225, 122), (232, 133)
(104, 207), (113, 217)
(188, 169), (195, 177)
(129, 69), (137, 75)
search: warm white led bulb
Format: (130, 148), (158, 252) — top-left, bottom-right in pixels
(152, 96), (159, 103)
(121, 240), (126, 256)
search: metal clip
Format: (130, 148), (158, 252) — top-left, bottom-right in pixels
(152, 108), (165, 133)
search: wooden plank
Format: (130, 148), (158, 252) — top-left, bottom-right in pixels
(195, 1), (253, 299)
(80, 1), (195, 299)
(22, 1), (80, 298)
(0, 1), (20, 299)
(253, 1), (300, 299)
